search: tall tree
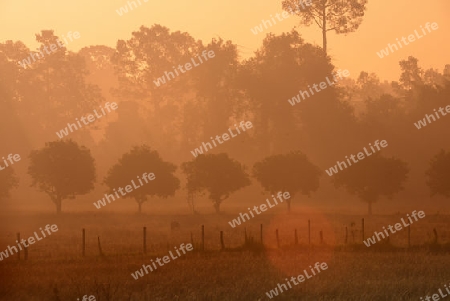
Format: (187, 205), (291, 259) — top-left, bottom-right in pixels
(181, 153), (251, 213)
(398, 56), (424, 90)
(281, 0), (368, 55)
(98, 101), (150, 168)
(28, 140), (96, 214)
(426, 150), (450, 198)
(333, 153), (409, 215)
(7, 31), (104, 148)
(78, 45), (117, 95)
(239, 31), (332, 156)
(191, 38), (241, 135)
(253, 151), (321, 212)
(112, 25), (199, 159)
(361, 94), (407, 143)
(104, 145), (180, 213)
(0, 41), (32, 154)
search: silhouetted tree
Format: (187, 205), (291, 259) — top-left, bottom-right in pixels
(0, 31), (104, 150)
(0, 168), (19, 200)
(99, 101), (150, 167)
(112, 25), (199, 158)
(253, 151), (321, 212)
(28, 140), (96, 214)
(423, 68), (446, 88)
(355, 71), (390, 101)
(333, 153), (409, 215)
(398, 56), (424, 90)
(78, 45), (117, 95)
(191, 38), (241, 135)
(282, 0), (368, 55)
(239, 31), (333, 156)
(181, 153), (251, 213)
(32, 31), (103, 145)
(104, 145), (180, 213)
(0, 41), (37, 153)
(361, 94), (408, 145)
(426, 150), (450, 197)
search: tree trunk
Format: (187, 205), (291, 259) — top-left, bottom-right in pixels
(55, 198), (62, 214)
(322, 5), (327, 55)
(214, 201), (221, 214)
(188, 192), (196, 214)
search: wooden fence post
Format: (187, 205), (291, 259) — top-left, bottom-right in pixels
(308, 220), (311, 245)
(97, 236), (104, 256)
(433, 228), (438, 244)
(24, 233), (28, 261)
(276, 229), (280, 248)
(408, 225), (411, 248)
(345, 227), (348, 244)
(362, 218), (365, 242)
(294, 229), (298, 245)
(143, 227), (147, 254)
(244, 227), (247, 244)
(17, 233), (20, 261)
(82, 229), (86, 257)
(260, 224), (263, 245)
(220, 231), (225, 250)
(201, 225), (205, 251)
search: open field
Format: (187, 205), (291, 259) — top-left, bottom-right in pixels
(1, 249), (450, 301)
(1, 211), (449, 300)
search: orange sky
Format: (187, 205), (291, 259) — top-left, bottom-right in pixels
(1, 0), (448, 81)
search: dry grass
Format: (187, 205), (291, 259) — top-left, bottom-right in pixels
(0, 211), (449, 300)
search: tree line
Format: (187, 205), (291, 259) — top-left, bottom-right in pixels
(1, 1), (449, 214)
(1, 139), (449, 215)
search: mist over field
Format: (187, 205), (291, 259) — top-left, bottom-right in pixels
(1, 0), (450, 300)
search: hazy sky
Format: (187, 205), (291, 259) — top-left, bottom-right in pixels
(1, 0), (448, 81)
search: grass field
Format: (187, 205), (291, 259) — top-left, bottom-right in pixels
(0, 211), (449, 300)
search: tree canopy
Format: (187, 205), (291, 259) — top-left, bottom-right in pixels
(104, 145), (180, 213)
(253, 151), (321, 212)
(181, 153), (251, 213)
(28, 140), (96, 214)
(282, 0), (368, 55)
(333, 153), (409, 215)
